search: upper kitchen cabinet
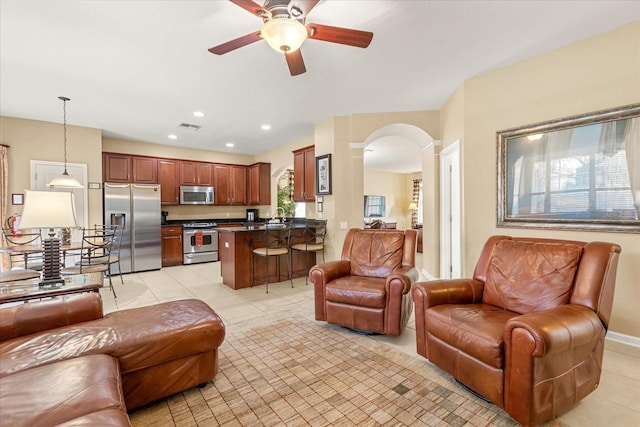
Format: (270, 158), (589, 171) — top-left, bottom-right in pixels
(132, 156), (157, 183)
(103, 152), (131, 183)
(103, 153), (157, 184)
(248, 162), (271, 205)
(158, 159), (179, 205)
(179, 161), (213, 186)
(213, 164), (247, 205)
(293, 145), (315, 202)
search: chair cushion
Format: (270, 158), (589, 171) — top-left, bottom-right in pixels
(0, 354), (126, 427)
(349, 231), (404, 278)
(325, 276), (386, 309)
(483, 240), (583, 314)
(291, 242), (324, 252)
(253, 247), (288, 256)
(426, 304), (520, 368)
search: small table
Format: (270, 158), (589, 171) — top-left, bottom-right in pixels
(0, 272), (103, 304)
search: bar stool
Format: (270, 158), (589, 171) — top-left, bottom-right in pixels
(290, 219), (327, 285)
(250, 222), (293, 293)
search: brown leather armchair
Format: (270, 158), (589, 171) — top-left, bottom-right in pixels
(310, 228), (418, 336)
(412, 235), (621, 426)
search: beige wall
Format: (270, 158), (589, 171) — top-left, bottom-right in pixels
(440, 22), (640, 337)
(0, 116), (103, 226)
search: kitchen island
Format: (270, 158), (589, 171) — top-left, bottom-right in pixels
(218, 222), (316, 290)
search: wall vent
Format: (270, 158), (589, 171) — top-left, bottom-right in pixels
(178, 123), (201, 131)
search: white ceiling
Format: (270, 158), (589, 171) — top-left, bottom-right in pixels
(1, 1), (639, 174)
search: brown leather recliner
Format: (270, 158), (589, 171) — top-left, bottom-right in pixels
(310, 228), (418, 336)
(412, 235), (621, 426)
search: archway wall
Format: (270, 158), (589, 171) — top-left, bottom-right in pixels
(314, 110), (440, 267)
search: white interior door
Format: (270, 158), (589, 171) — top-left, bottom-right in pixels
(30, 160), (88, 239)
(440, 140), (461, 279)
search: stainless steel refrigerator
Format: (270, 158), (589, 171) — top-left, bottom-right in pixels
(103, 183), (161, 273)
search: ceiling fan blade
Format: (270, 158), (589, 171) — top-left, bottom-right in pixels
(285, 50), (306, 76)
(307, 23), (373, 48)
(230, 0), (269, 18)
(208, 31), (263, 55)
(287, 0), (320, 18)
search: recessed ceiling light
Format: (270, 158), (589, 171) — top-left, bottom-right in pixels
(261, 124), (271, 131)
(226, 142), (234, 148)
(193, 111), (205, 118)
(168, 134), (178, 140)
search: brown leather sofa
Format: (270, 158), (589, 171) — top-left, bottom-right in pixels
(412, 235), (621, 426)
(310, 228), (418, 336)
(0, 293), (226, 426)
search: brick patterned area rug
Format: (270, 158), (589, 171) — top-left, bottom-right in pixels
(129, 317), (517, 426)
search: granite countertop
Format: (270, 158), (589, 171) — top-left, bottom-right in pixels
(164, 218), (309, 228)
(218, 222), (308, 232)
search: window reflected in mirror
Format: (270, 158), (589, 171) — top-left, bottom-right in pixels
(498, 104), (640, 233)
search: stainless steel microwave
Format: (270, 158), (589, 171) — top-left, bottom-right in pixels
(179, 186), (214, 205)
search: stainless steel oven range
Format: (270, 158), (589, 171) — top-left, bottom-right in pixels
(182, 222), (218, 264)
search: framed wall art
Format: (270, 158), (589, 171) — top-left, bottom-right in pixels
(316, 154), (332, 195)
(497, 103), (640, 233)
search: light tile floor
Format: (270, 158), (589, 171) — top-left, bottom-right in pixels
(101, 261), (640, 427)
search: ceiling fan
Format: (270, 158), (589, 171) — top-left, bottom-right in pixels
(208, 0), (374, 76)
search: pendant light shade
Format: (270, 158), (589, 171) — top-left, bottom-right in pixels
(47, 96), (84, 189)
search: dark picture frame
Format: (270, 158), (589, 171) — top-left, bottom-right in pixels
(316, 154), (332, 195)
(11, 193), (24, 205)
(497, 103), (640, 233)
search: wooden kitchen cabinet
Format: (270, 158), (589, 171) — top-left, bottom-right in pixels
(179, 161), (213, 186)
(248, 162), (271, 205)
(158, 159), (179, 205)
(132, 156), (157, 183)
(213, 164), (247, 205)
(103, 153), (157, 184)
(161, 225), (183, 267)
(103, 153), (131, 183)
(293, 145), (315, 202)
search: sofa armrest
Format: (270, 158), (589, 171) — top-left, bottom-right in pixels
(412, 279), (483, 359)
(0, 293), (103, 342)
(504, 304), (605, 426)
(412, 278), (484, 309)
(505, 304), (603, 358)
(310, 260), (351, 321)
(386, 266), (419, 295)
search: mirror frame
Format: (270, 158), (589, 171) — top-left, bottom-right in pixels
(497, 103), (640, 233)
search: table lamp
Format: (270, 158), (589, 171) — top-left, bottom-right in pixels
(18, 190), (78, 285)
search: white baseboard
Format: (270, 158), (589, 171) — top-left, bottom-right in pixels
(606, 331), (640, 348)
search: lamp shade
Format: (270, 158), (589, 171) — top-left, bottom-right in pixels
(19, 190), (78, 230)
(408, 202), (418, 210)
(262, 18), (308, 52)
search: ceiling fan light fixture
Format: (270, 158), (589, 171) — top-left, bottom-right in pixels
(262, 18), (307, 53)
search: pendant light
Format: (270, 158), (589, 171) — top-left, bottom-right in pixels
(47, 96), (84, 188)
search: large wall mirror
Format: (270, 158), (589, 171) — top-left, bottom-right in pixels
(497, 104), (640, 233)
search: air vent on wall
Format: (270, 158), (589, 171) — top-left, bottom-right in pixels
(178, 123), (201, 131)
